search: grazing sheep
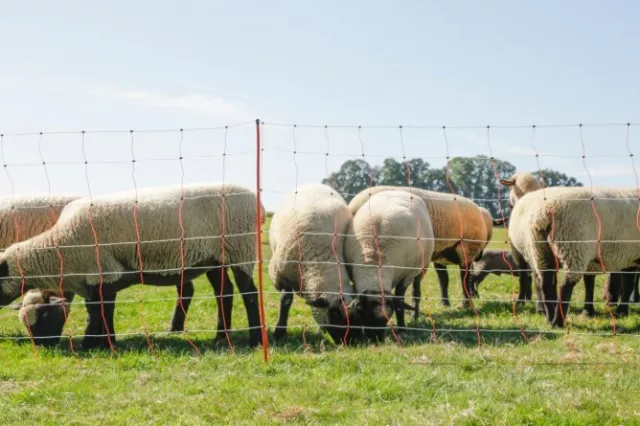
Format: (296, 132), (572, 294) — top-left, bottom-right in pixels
(500, 172), (611, 317)
(505, 185), (640, 326)
(0, 182), (264, 350)
(0, 194), (80, 346)
(268, 183), (358, 344)
(344, 190), (434, 340)
(348, 186), (488, 309)
(468, 249), (515, 291)
(433, 206), (496, 299)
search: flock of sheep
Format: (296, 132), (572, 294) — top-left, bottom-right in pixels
(0, 170), (638, 351)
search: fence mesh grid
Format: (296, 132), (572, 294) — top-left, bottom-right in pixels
(0, 120), (638, 361)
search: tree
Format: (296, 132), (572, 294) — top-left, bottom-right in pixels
(322, 159), (378, 203)
(532, 169), (583, 188)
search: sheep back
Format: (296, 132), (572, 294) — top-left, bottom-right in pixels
(348, 186), (487, 266)
(268, 183), (353, 308)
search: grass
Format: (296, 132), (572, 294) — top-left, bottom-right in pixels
(0, 217), (639, 424)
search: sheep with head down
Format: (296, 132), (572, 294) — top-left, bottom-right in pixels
(0, 182), (264, 350)
(501, 172), (640, 326)
(268, 183), (359, 344)
(348, 186), (488, 311)
(344, 189), (434, 341)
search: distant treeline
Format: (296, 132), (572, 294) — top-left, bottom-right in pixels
(321, 155), (582, 219)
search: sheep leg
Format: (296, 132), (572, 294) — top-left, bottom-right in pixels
(81, 285), (117, 350)
(605, 273), (621, 304)
(582, 275), (596, 317)
(411, 274), (422, 321)
(539, 270), (558, 324)
(469, 271), (488, 297)
(208, 267), (235, 342)
(551, 276), (578, 328)
(633, 271), (640, 304)
(511, 249), (533, 305)
(393, 280), (409, 329)
(273, 287), (294, 341)
(169, 280), (195, 332)
(459, 266), (473, 308)
(231, 267), (263, 348)
(434, 263), (450, 307)
(615, 268), (636, 317)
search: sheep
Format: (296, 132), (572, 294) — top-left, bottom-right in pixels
(348, 186), (488, 310)
(504, 184), (640, 326)
(0, 194), (80, 346)
(0, 182), (264, 350)
(344, 189), (435, 341)
(468, 249), (515, 292)
(268, 183), (360, 344)
(432, 206), (496, 299)
(500, 172), (615, 317)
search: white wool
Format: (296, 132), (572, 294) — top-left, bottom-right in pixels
(268, 183), (354, 324)
(17, 289), (45, 327)
(508, 186), (640, 283)
(348, 186), (487, 266)
(0, 194), (79, 249)
(0, 182), (259, 300)
(344, 190), (435, 302)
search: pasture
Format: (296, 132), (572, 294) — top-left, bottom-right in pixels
(0, 218), (639, 425)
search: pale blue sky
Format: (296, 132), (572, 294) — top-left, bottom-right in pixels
(0, 0), (639, 210)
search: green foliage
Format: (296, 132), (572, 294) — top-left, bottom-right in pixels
(322, 156), (582, 218)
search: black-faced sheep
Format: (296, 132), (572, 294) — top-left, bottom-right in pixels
(0, 182), (264, 350)
(348, 186), (488, 310)
(268, 183), (359, 344)
(468, 249), (516, 292)
(344, 189), (435, 341)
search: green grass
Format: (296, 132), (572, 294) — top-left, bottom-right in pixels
(0, 219), (639, 425)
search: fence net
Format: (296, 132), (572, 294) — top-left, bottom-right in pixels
(0, 120), (639, 361)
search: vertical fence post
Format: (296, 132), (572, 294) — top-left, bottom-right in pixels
(255, 118), (269, 361)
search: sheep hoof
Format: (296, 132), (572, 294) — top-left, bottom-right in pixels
(581, 308), (596, 317)
(273, 327), (287, 342)
(440, 299), (451, 307)
(550, 316), (566, 328)
(614, 307), (629, 318)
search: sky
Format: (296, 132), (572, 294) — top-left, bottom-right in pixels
(0, 0), (639, 211)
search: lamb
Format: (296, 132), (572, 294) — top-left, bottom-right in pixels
(268, 183), (360, 344)
(344, 190), (435, 341)
(500, 172), (614, 317)
(468, 249), (515, 291)
(348, 186), (488, 310)
(0, 182), (264, 350)
(504, 184), (640, 326)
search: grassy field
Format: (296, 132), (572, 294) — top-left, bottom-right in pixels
(0, 217), (639, 424)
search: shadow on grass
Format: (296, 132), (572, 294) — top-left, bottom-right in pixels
(5, 299), (637, 358)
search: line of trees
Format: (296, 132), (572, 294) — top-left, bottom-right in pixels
(321, 155), (582, 218)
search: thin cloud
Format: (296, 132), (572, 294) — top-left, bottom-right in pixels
(88, 87), (250, 118)
(174, 79), (279, 107)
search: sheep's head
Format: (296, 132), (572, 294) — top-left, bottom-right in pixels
(10, 289), (69, 347)
(499, 172), (542, 207)
(344, 289), (416, 342)
(306, 295), (364, 345)
(0, 255), (18, 307)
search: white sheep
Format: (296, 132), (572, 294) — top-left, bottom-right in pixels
(505, 184), (640, 326)
(0, 182), (264, 350)
(268, 183), (359, 344)
(348, 186), (488, 310)
(500, 172), (608, 316)
(344, 189), (434, 340)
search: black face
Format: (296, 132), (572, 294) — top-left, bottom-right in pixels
(27, 304), (67, 347)
(0, 258), (16, 307)
(323, 302), (364, 345)
(345, 291), (395, 342)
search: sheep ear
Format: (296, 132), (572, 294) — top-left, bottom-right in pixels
(499, 178), (515, 186)
(49, 296), (67, 306)
(306, 297), (330, 308)
(346, 298), (361, 315)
